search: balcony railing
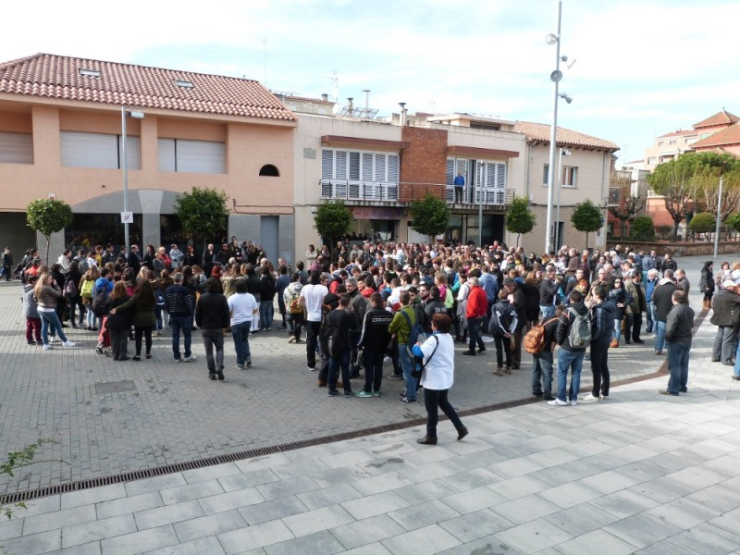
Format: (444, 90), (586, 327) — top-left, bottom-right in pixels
(444, 185), (511, 206)
(320, 179), (398, 201)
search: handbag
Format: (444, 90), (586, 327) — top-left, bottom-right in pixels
(411, 335), (439, 379)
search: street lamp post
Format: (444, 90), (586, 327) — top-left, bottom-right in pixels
(555, 148), (571, 251)
(714, 175), (723, 259)
(545, 0), (563, 255)
(121, 106), (144, 252)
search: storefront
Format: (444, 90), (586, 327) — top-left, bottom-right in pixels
(350, 206), (404, 243)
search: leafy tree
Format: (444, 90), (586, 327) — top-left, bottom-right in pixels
(26, 198), (74, 264)
(409, 193), (451, 243)
(727, 212), (740, 233)
(174, 187), (229, 251)
(570, 199), (604, 249)
(505, 196), (536, 247)
(314, 200), (353, 246)
(656, 224), (672, 240)
(689, 212), (715, 238)
(629, 215), (655, 242)
(608, 169), (646, 237)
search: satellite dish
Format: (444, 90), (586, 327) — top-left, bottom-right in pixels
(332, 103), (341, 115)
(550, 70), (563, 83)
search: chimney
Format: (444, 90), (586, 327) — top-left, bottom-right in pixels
(347, 97), (354, 112)
(399, 102), (407, 126)
(321, 93), (328, 102)
(363, 89), (370, 112)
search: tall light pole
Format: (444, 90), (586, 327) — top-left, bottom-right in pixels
(555, 148), (571, 251)
(714, 175), (724, 259)
(121, 106), (144, 251)
(545, 0), (563, 255)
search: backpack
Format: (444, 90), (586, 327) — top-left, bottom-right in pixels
(401, 308), (427, 356)
(63, 278), (77, 300)
(288, 287), (303, 314)
(92, 287), (110, 318)
(80, 279), (94, 299)
(488, 302), (514, 337)
(566, 307), (591, 349)
(411, 335), (439, 380)
(523, 317), (559, 355)
(154, 288), (166, 308)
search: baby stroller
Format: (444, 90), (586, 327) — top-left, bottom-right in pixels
(96, 315), (112, 357)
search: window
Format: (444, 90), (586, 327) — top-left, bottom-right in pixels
(542, 164), (577, 187)
(476, 161), (507, 189)
(259, 164), (279, 176)
(158, 138), (225, 174)
(174, 79), (194, 89)
(647, 157), (657, 165)
(658, 141), (664, 146)
(79, 69), (100, 78)
(446, 158), (470, 185)
(0, 132), (33, 164)
(321, 148), (399, 182)
(669, 140), (677, 145)
(61, 131), (140, 169)
(686, 138), (696, 144)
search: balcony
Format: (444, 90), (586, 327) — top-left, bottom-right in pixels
(320, 179), (399, 202)
(444, 185), (513, 207)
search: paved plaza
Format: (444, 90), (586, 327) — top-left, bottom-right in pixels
(1, 255), (740, 553)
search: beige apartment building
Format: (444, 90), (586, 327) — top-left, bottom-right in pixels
(0, 54), (297, 262)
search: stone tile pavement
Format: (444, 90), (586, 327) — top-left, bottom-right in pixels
(2, 255), (740, 553)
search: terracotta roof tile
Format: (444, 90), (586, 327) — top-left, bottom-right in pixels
(693, 109), (739, 129)
(691, 123), (740, 149)
(512, 121), (619, 151)
(657, 129), (695, 139)
(0, 53), (296, 121)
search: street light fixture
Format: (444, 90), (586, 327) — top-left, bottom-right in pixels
(544, 0), (564, 255)
(121, 105), (144, 252)
(555, 148), (572, 251)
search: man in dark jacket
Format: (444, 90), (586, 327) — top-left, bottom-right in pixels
(504, 277), (527, 369)
(652, 270), (677, 355)
(127, 245), (141, 275)
(549, 289), (590, 406)
(710, 281), (740, 365)
(584, 285), (615, 401)
(532, 307), (561, 400)
(539, 265), (560, 319)
(356, 292), (393, 398)
(661, 291), (695, 396)
(195, 277), (231, 380)
(327, 295), (357, 397)
(166, 272), (196, 362)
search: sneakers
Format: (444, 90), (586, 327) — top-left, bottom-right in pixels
(343, 390), (354, 398)
(547, 398), (569, 406)
(570, 399), (578, 406)
(26, 340), (36, 346)
(462, 350), (476, 356)
(179, 356), (197, 363)
(308, 366), (316, 371)
(327, 390), (338, 397)
(582, 393), (600, 402)
(372, 391), (381, 397)
(400, 397), (417, 403)
(355, 391), (373, 398)
(236, 364), (245, 370)
(246, 359), (252, 367)
(63, 341), (76, 348)
(43, 344), (53, 351)
(387, 373), (403, 380)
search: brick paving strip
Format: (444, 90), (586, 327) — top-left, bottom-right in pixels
(0, 255), (708, 500)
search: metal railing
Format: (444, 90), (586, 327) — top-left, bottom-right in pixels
(444, 185), (510, 205)
(320, 179), (398, 201)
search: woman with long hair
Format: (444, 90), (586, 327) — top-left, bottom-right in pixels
(80, 266), (101, 330)
(608, 276), (628, 348)
(108, 281), (133, 361)
(112, 278), (157, 360)
(34, 272), (75, 350)
(700, 260), (714, 311)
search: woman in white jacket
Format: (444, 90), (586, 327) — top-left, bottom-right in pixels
(413, 313), (468, 445)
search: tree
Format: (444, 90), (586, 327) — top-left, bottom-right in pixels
(26, 198), (74, 264)
(689, 212), (715, 239)
(505, 196), (536, 247)
(314, 200), (353, 246)
(608, 169), (646, 237)
(629, 215), (655, 242)
(570, 199), (604, 249)
(409, 193), (451, 243)
(174, 187), (229, 251)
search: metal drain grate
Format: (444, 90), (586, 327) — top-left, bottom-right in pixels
(0, 310), (704, 507)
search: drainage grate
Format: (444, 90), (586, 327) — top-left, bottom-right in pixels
(95, 381), (137, 395)
(0, 310), (705, 507)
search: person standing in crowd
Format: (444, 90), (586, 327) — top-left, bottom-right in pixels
(700, 260), (714, 311)
(710, 280), (740, 366)
(531, 305), (562, 401)
(645, 268), (659, 335)
(1, 247), (12, 281)
(504, 277), (526, 369)
(195, 277), (231, 380)
(22, 275), (41, 345)
(275, 266), (291, 330)
(489, 289), (518, 375)
(675, 269), (690, 304)
(414, 313), (468, 445)
(389, 290), (418, 403)
(228, 278), (258, 369)
(127, 244), (141, 275)
(346, 277), (367, 378)
(660, 291), (694, 396)
(549, 289), (589, 406)
(583, 285), (614, 401)
(284, 273), (304, 343)
(258, 265), (276, 331)
(356, 292), (393, 398)
(107, 281), (133, 361)
(539, 264), (560, 319)
(300, 270), (329, 371)
(169, 244), (184, 270)
(625, 270), (647, 344)
(34, 272), (75, 350)
(463, 276), (487, 356)
(608, 276), (628, 348)
(326, 295), (357, 397)
(165, 272), (196, 363)
(653, 269), (677, 356)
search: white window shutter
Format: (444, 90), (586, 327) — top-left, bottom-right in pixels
(176, 140), (225, 174)
(446, 158), (455, 185)
(349, 151), (361, 180)
(61, 132), (118, 169)
(387, 154), (399, 182)
(362, 152), (373, 181)
(321, 149), (333, 179)
(0, 132), (33, 164)
(376, 154), (386, 181)
(118, 136), (141, 170)
(158, 138), (176, 172)
(496, 163), (506, 189)
(335, 150), (347, 179)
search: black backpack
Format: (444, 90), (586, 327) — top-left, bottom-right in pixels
(92, 287), (110, 318)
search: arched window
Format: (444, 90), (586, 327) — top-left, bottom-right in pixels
(259, 164), (280, 177)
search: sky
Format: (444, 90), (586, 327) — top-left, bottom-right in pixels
(4, 0), (739, 164)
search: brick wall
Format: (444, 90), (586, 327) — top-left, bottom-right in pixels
(399, 126), (448, 202)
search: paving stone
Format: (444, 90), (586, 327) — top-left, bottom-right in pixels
(126, 475), (188, 497)
(134, 500), (204, 530)
(173, 509), (246, 543)
(380, 523), (461, 555)
(97, 491), (164, 519)
(340, 491), (411, 520)
(238, 496), (309, 525)
(218, 520), (294, 555)
(494, 518), (572, 554)
(490, 494), (561, 525)
(198, 487), (265, 515)
(0, 529), (62, 555)
(100, 524), (179, 555)
(60, 483), (127, 509)
(12, 495), (61, 519)
(438, 508), (514, 543)
(142, 536), (226, 555)
(263, 529), (345, 555)
(62, 514), (137, 548)
(666, 522), (740, 555)
(352, 471), (414, 496)
(0, 517), (23, 541)
(44, 542), (102, 555)
(256, 476), (320, 501)
(588, 489), (660, 519)
(160, 480), (225, 505)
(604, 512), (683, 549)
(329, 513), (405, 550)
(181, 462), (241, 485)
(554, 529), (637, 555)
(281, 504), (355, 537)
(296, 482), (363, 510)
(23, 504), (97, 535)
(339, 543), (394, 555)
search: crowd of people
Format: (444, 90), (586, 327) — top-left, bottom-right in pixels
(7, 237), (719, 444)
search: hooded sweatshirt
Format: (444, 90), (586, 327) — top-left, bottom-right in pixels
(556, 301), (590, 351)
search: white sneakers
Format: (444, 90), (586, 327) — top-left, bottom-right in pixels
(582, 393), (600, 402)
(178, 356), (197, 363)
(63, 341), (76, 348)
(43, 344), (53, 351)
(548, 398), (578, 406)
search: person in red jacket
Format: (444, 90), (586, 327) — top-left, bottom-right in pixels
(464, 276), (488, 356)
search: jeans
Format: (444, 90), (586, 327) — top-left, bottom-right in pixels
(493, 335), (512, 368)
(590, 339), (610, 397)
(654, 320), (667, 353)
(202, 329), (225, 373)
(532, 350), (553, 396)
(540, 305), (556, 319)
(0, 265), (10, 281)
(666, 342), (690, 394)
(259, 300), (274, 330)
(646, 302), (655, 334)
(556, 348), (585, 402)
(305, 321), (321, 368)
(134, 325), (153, 357)
(289, 312), (304, 342)
(328, 350), (351, 393)
(712, 326), (738, 364)
(69, 299), (85, 325)
(231, 320), (252, 367)
(732, 342), (740, 378)
(612, 319), (622, 342)
(467, 317), (485, 352)
(86, 305), (100, 330)
(398, 344), (416, 401)
(40, 310), (68, 346)
(171, 315), (193, 360)
(349, 331), (362, 372)
(454, 186), (463, 203)
(363, 348), (385, 393)
(424, 388), (465, 438)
